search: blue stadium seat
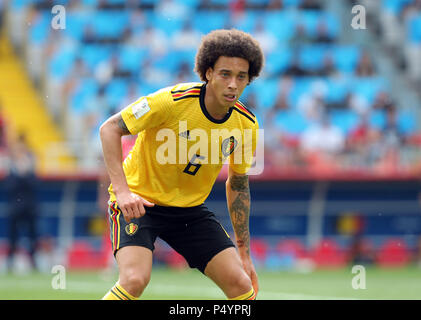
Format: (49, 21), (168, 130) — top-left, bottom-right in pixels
(332, 45), (360, 73)
(90, 10), (129, 39)
(300, 10), (320, 38)
(150, 15), (185, 37)
(64, 11), (89, 42)
(352, 77), (387, 105)
(382, 0), (413, 14)
(80, 45), (113, 71)
(118, 45), (148, 73)
(105, 79), (129, 107)
(325, 78), (349, 104)
(29, 12), (50, 45)
(252, 78), (278, 109)
(329, 110), (358, 134)
(69, 78), (99, 114)
(263, 11), (297, 41)
(49, 46), (77, 79)
(275, 110), (310, 134)
(232, 11), (260, 33)
(298, 45), (328, 72)
(407, 14), (421, 43)
(397, 110), (416, 134)
(265, 48), (292, 75)
(289, 78), (314, 108)
(192, 12), (229, 34)
(369, 109), (386, 129)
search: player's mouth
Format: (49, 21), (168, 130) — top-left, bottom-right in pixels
(224, 94), (237, 103)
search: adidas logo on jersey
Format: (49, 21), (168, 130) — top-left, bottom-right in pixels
(179, 130), (191, 140)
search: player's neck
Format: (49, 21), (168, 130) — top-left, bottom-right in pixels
(204, 87), (230, 120)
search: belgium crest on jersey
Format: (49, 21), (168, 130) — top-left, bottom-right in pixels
(221, 136), (238, 157)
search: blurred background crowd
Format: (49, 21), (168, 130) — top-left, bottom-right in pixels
(0, 0), (420, 174)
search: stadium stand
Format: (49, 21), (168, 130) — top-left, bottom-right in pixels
(1, 0), (419, 175)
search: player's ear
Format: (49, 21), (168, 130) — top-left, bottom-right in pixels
(205, 67), (213, 82)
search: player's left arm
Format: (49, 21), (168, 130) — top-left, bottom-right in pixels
(226, 166), (259, 295)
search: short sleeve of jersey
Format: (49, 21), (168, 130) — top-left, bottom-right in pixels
(229, 119), (259, 175)
(120, 87), (173, 135)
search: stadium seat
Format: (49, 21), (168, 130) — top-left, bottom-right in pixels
(376, 238), (411, 267)
(49, 46), (77, 80)
(332, 46), (361, 73)
(311, 239), (349, 268)
(90, 10), (129, 39)
(263, 11), (297, 41)
(80, 44), (113, 71)
(67, 241), (108, 269)
(330, 110), (358, 135)
(250, 238), (269, 267)
(276, 238), (308, 260)
(275, 110), (310, 135)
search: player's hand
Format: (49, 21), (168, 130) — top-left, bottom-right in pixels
(241, 255), (259, 297)
(116, 191), (155, 223)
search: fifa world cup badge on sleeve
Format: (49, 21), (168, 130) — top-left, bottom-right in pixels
(131, 98), (150, 119)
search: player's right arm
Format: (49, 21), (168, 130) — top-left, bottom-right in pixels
(99, 112), (154, 223)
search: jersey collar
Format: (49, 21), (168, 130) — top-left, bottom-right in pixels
(199, 83), (233, 124)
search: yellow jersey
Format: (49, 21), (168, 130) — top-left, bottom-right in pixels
(108, 82), (259, 207)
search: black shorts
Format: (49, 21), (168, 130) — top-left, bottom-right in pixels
(108, 201), (235, 274)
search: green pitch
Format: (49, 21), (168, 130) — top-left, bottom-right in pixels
(0, 266), (420, 300)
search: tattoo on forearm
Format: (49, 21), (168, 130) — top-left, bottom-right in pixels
(117, 115), (130, 135)
(229, 176), (251, 254)
(230, 175), (249, 192)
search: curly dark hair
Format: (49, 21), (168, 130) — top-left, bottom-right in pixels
(194, 29), (264, 83)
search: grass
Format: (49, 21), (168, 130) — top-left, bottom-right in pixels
(0, 265), (420, 300)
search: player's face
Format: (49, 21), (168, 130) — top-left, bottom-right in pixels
(206, 56), (249, 109)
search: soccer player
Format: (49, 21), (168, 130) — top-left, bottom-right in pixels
(100, 29), (264, 300)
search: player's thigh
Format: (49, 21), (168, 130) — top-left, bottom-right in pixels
(116, 246), (153, 287)
(204, 247), (251, 293)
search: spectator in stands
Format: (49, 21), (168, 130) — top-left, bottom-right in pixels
(381, 104), (407, 149)
(82, 24), (97, 44)
(283, 54), (312, 77)
(297, 80), (328, 122)
(347, 112), (378, 167)
(355, 51), (376, 77)
(171, 20), (202, 52)
(314, 20), (335, 44)
(252, 19), (279, 55)
(300, 113), (345, 155)
(290, 24), (312, 51)
(372, 90), (394, 111)
(137, 23), (168, 57)
(70, 57), (90, 79)
(156, 0), (190, 20)
(266, 0), (284, 10)
(299, 0), (323, 11)
(175, 61), (195, 83)
(347, 92), (370, 116)
(5, 133), (39, 272)
(198, 0), (226, 10)
(317, 53), (341, 77)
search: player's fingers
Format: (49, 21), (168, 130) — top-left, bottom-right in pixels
(122, 206), (133, 223)
(132, 202), (143, 219)
(251, 272), (259, 296)
(142, 199), (155, 207)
